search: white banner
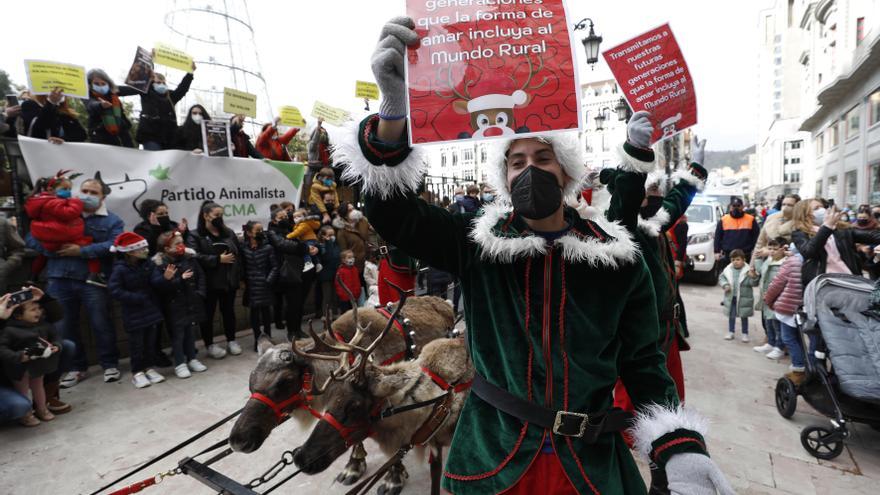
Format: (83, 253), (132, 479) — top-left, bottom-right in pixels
(18, 137), (305, 231)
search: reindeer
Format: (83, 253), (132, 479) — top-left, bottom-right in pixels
(291, 324), (472, 495)
(437, 54), (548, 139)
(229, 287), (458, 487)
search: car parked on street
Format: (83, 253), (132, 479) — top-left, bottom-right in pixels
(684, 196), (725, 285)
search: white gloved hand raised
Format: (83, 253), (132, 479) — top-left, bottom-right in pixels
(691, 134), (707, 166)
(666, 453), (735, 495)
(371, 17), (419, 119)
(627, 111), (654, 149)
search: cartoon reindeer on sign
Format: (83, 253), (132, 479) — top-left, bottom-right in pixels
(437, 55), (549, 139)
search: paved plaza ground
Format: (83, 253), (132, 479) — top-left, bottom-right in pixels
(2, 282), (879, 494)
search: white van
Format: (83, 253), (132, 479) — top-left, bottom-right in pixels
(684, 196), (725, 285)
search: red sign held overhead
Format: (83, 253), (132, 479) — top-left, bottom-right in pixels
(405, 0), (581, 146)
(603, 24), (697, 144)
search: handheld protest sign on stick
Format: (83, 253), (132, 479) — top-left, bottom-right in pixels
(603, 24), (697, 144)
(404, 0), (582, 146)
(153, 42), (194, 73)
(356, 81), (380, 100)
(24, 60), (88, 99)
(311, 101), (351, 127)
(279, 106), (306, 128)
(223, 88), (257, 118)
(125, 47), (154, 94)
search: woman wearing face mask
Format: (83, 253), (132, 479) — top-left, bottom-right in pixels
(791, 199), (880, 287)
(133, 199), (189, 255)
(854, 206), (879, 230)
(256, 116), (303, 161)
(186, 202), (243, 358)
(86, 68), (137, 147)
(133, 64), (195, 151)
(229, 114), (264, 159)
(239, 221), (277, 351)
(334, 202), (372, 274)
(19, 87), (87, 144)
(176, 105), (211, 153)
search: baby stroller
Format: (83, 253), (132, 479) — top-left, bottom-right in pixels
(774, 273), (880, 460)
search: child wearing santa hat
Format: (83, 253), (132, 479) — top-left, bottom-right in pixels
(108, 232), (166, 388)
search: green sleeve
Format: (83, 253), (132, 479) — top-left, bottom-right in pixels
(659, 163), (708, 232)
(603, 142), (655, 231)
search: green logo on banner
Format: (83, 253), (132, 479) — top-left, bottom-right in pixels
(265, 160), (306, 190)
(149, 164), (172, 181)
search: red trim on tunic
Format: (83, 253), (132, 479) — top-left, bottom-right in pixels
(558, 262), (569, 411)
(565, 437), (602, 495)
(443, 422), (531, 481)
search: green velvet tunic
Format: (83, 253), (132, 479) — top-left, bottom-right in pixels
(343, 115), (709, 494)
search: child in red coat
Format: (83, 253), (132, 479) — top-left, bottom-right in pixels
(25, 171), (103, 286)
(334, 250), (362, 313)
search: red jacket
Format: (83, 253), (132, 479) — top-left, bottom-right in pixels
(335, 264), (362, 301)
(256, 126), (299, 161)
(24, 193), (86, 245)
(378, 258), (417, 305)
(764, 254), (803, 316)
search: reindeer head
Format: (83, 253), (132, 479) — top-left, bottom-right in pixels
(293, 283), (414, 474)
(437, 55), (547, 139)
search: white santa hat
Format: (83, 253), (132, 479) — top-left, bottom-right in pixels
(486, 131), (586, 203)
(466, 76), (528, 114)
(110, 232), (148, 253)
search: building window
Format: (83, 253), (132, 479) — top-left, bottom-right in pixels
(816, 132), (824, 155)
(441, 154), (446, 168)
(791, 140), (802, 149)
(828, 175), (838, 200)
(787, 0), (794, 27)
(816, 179), (823, 197)
(602, 134), (610, 151)
(480, 147), (487, 163)
(871, 162), (880, 204)
(829, 122), (839, 148)
(857, 17), (865, 46)
(845, 170), (858, 207)
(602, 159), (611, 168)
(585, 136), (593, 153)
(846, 106), (860, 140)
(791, 157), (801, 164)
(463, 149), (473, 162)
(870, 89), (880, 127)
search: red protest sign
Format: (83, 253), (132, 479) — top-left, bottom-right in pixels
(405, 0), (580, 146)
(603, 24), (696, 144)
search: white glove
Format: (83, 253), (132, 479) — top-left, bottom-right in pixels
(666, 453), (735, 495)
(691, 134), (707, 166)
(627, 111), (653, 149)
(371, 17), (419, 119)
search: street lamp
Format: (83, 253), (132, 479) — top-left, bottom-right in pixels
(594, 107), (610, 131)
(573, 18), (603, 69)
(615, 97), (632, 122)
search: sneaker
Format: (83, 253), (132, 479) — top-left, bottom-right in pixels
(207, 344), (227, 359)
(789, 364), (806, 373)
(145, 369), (165, 384)
(188, 359), (207, 372)
(86, 272), (108, 288)
(227, 341), (242, 356)
(60, 371), (86, 389)
(753, 343), (773, 353)
(724, 333), (735, 341)
(131, 372), (151, 389)
(103, 368), (121, 383)
(175, 364), (192, 379)
(766, 347), (785, 360)
(741, 335), (751, 343)
(303, 261), (315, 272)
(19, 412), (40, 427)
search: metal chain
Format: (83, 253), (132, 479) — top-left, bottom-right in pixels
(245, 450), (296, 489)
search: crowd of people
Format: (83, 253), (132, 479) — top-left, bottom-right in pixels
(715, 194), (880, 386)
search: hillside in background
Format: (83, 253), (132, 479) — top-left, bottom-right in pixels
(704, 145), (756, 171)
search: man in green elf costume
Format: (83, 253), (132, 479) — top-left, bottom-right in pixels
(596, 115), (709, 493)
(332, 17), (734, 495)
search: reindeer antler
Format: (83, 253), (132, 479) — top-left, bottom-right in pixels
(518, 54), (549, 92)
(434, 65), (475, 101)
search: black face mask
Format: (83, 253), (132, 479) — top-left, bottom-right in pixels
(210, 216), (225, 230)
(858, 218), (870, 226)
(730, 208), (744, 219)
(254, 232), (266, 242)
(509, 166), (562, 220)
(157, 215), (171, 230)
(640, 196), (663, 218)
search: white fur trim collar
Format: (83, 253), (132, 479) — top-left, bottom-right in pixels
(468, 203), (638, 267)
(637, 207), (671, 237)
(617, 143), (655, 174)
(630, 404), (709, 460)
(671, 167), (706, 192)
(334, 121), (428, 199)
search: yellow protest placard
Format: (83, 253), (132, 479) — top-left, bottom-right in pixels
(24, 60), (88, 98)
(279, 106), (306, 127)
(223, 88), (258, 118)
(355, 81), (380, 100)
(311, 101), (351, 127)
(153, 42), (193, 73)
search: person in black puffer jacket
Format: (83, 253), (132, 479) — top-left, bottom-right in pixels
(151, 231), (207, 378)
(267, 218), (315, 341)
(108, 232), (165, 388)
(267, 207), (291, 330)
(186, 202), (243, 357)
(135, 67), (194, 150)
(240, 221), (278, 351)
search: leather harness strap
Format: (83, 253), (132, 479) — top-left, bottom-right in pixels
(248, 372), (316, 424)
(376, 307), (415, 362)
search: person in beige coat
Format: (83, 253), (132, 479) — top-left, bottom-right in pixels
(754, 194), (799, 257)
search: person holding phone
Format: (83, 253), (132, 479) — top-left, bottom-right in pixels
(186, 202), (243, 358)
(19, 87), (87, 144)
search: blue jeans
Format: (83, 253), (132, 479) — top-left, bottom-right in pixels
(763, 317), (782, 348)
(48, 278), (119, 371)
(728, 297), (748, 334)
(142, 141), (162, 151)
(780, 320), (805, 370)
(0, 386), (32, 422)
